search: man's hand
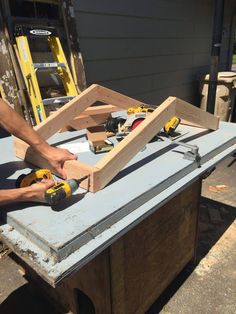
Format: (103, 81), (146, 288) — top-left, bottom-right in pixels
(41, 146), (77, 179)
(0, 179), (55, 205)
(25, 179), (55, 203)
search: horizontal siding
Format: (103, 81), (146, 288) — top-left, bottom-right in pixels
(84, 54), (211, 83)
(135, 82), (200, 105)
(74, 0), (236, 105)
(80, 38), (211, 61)
(77, 13), (195, 38)
(74, 0), (212, 20)
(100, 67), (208, 97)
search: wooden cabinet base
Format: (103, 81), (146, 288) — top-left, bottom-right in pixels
(27, 180), (201, 314)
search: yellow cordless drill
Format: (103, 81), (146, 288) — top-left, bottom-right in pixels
(16, 169), (88, 205)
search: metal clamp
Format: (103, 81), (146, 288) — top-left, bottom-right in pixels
(171, 140), (201, 167)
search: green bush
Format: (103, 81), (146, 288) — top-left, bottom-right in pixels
(233, 55), (236, 64)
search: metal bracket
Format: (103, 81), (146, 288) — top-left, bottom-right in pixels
(171, 140), (201, 167)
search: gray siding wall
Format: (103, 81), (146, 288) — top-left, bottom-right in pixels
(74, 0), (236, 105)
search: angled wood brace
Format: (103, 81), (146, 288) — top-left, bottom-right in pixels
(14, 84), (219, 192)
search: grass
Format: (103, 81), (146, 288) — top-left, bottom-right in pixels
(233, 54), (236, 64)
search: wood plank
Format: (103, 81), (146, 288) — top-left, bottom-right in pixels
(82, 104), (122, 115)
(94, 97), (176, 191)
(110, 180), (201, 314)
(60, 0), (87, 92)
(14, 138), (96, 190)
(22, 248), (112, 314)
(34, 84), (99, 140)
(96, 85), (146, 109)
(109, 240), (126, 314)
(175, 98), (219, 130)
(0, 8), (22, 113)
(61, 249), (111, 314)
(13, 85), (219, 193)
(180, 119), (205, 128)
(68, 113), (111, 130)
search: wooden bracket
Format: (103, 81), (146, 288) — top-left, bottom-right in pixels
(14, 84), (220, 192)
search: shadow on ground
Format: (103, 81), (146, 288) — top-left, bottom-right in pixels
(0, 282), (60, 314)
(147, 197), (236, 313)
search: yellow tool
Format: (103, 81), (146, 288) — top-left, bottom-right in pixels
(45, 176), (88, 205)
(127, 106), (156, 114)
(16, 169), (52, 188)
(105, 105), (181, 136)
(163, 116), (181, 136)
(14, 25), (78, 125)
(16, 169), (88, 205)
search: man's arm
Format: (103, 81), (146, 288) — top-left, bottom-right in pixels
(0, 98), (76, 178)
(0, 180), (55, 205)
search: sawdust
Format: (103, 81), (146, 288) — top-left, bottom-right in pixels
(208, 184), (228, 192)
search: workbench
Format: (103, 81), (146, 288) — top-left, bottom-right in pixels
(1, 122), (236, 314)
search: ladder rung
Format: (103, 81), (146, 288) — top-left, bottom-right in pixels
(42, 96), (75, 106)
(33, 62), (65, 69)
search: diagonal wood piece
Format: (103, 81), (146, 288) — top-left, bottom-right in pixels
(175, 98), (220, 130)
(14, 84), (220, 193)
(94, 97), (177, 191)
(35, 84), (100, 140)
(96, 85), (146, 109)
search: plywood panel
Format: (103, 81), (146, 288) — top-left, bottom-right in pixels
(110, 180), (201, 314)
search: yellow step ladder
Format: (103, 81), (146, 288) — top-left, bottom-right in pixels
(14, 25), (78, 125)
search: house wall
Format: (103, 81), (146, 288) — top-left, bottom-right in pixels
(74, 0), (236, 105)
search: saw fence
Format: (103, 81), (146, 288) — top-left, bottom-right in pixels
(14, 84), (219, 192)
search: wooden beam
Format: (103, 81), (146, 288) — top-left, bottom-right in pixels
(175, 98), (219, 130)
(82, 104), (122, 116)
(96, 85), (146, 110)
(13, 85), (220, 193)
(60, 0), (87, 92)
(68, 113), (111, 130)
(0, 7), (22, 113)
(94, 97), (177, 191)
(35, 84), (99, 139)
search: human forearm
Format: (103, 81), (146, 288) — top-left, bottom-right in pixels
(0, 99), (50, 153)
(0, 187), (33, 205)
(0, 98), (76, 178)
(0, 180), (55, 205)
